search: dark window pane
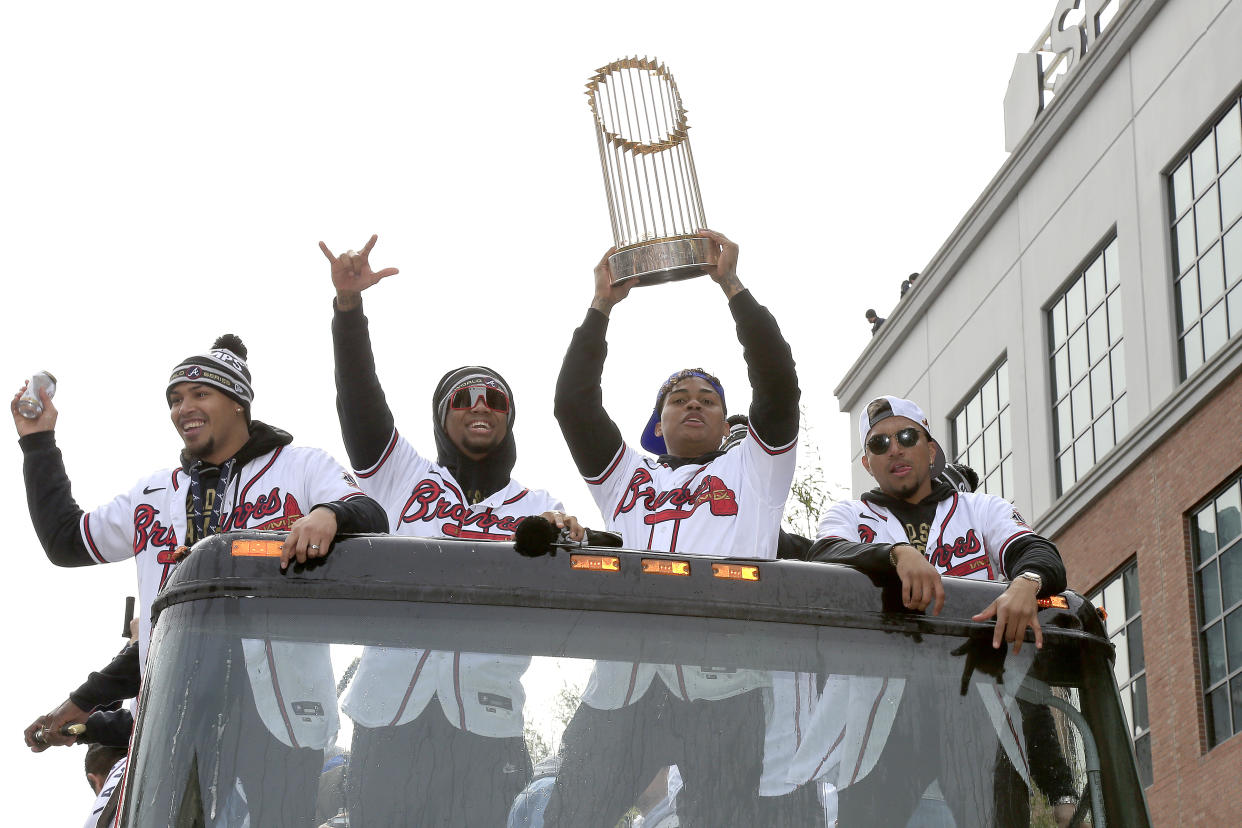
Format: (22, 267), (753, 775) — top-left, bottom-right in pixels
(1208, 684), (1232, 747)
(1216, 485), (1242, 549)
(1123, 564), (1140, 618)
(1135, 732), (1153, 788)
(1133, 673), (1148, 732)
(1193, 136), (1218, 197)
(1198, 186), (1223, 251)
(1227, 609), (1242, 673)
(1198, 506), (1219, 561)
(1172, 159), (1193, 216)
(1127, 617), (1145, 675)
(1201, 559), (1222, 622)
(1206, 621), (1227, 685)
(1221, 543), (1242, 611)
(1232, 675), (1242, 747)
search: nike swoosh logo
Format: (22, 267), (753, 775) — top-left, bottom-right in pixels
(143, 486), (166, 495)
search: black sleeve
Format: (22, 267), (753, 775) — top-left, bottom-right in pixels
(69, 642), (141, 712)
(806, 536), (897, 575)
(1022, 700), (1077, 802)
(19, 431), (94, 567)
(554, 309), (626, 479)
(315, 495), (389, 534)
(776, 530), (812, 560)
(81, 709), (135, 749)
(730, 290), (800, 449)
(331, 301), (398, 471)
(1003, 535), (1068, 597)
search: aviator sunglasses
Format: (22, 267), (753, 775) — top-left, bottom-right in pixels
(865, 427), (923, 455)
(449, 384), (510, 414)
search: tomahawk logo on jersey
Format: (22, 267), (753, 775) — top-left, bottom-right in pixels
(81, 445), (368, 666)
(817, 491), (1034, 581)
(586, 423), (795, 559)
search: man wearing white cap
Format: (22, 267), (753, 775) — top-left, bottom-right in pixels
(788, 394), (1071, 827)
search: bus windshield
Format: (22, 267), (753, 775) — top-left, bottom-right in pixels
(122, 539), (1148, 827)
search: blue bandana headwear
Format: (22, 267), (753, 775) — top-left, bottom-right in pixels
(639, 368), (726, 455)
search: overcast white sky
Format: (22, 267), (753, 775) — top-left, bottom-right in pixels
(1, 1), (1058, 820)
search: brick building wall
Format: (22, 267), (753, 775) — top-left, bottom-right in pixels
(1052, 367), (1242, 826)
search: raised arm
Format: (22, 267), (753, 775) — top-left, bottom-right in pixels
(11, 383), (93, 566)
(554, 247), (632, 478)
(322, 235), (401, 471)
(695, 229), (801, 451)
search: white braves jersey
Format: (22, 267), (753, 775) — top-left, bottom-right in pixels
(342, 428), (561, 736)
(817, 491), (1035, 581)
(580, 429), (796, 709)
(81, 444), (369, 666)
(82, 444), (366, 751)
(786, 492), (1040, 792)
(587, 425), (796, 558)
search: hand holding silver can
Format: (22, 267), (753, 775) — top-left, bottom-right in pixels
(17, 371), (56, 419)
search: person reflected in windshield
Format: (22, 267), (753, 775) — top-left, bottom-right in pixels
(796, 394), (1073, 827)
(548, 230), (801, 826)
(323, 235), (587, 826)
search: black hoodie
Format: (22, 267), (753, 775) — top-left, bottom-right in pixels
(332, 303), (518, 505)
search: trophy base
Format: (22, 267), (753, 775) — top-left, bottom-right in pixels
(609, 237), (713, 286)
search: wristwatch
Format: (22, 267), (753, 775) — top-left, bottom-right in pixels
(1015, 571), (1043, 592)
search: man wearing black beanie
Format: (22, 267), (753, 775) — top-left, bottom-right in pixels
(322, 234), (583, 827)
(13, 334), (388, 826)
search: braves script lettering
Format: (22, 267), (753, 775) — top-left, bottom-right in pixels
(400, 479), (523, 540)
(133, 504), (179, 557)
(928, 528), (983, 570)
(614, 469), (738, 525)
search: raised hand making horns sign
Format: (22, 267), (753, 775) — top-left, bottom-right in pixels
(319, 234), (400, 311)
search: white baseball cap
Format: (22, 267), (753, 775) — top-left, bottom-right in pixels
(858, 395), (947, 477)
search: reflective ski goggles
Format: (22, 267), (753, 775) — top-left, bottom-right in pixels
(448, 384), (510, 414)
(865, 427), (924, 455)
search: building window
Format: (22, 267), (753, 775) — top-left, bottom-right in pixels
(1169, 95), (1242, 377)
(1089, 561), (1150, 786)
(1191, 473), (1242, 749)
(1048, 238), (1127, 495)
(950, 361), (1011, 498)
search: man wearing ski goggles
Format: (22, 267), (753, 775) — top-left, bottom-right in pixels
(447, 382), (510, 415)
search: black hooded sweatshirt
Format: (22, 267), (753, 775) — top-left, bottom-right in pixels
(332, 302), (517, 505)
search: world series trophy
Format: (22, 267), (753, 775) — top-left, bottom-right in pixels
(586, 57), (713, 285)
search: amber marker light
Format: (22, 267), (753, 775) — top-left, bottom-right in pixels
(1036, 595), (1070, 609)
(711, 563), (760, 581)
(642, 559), (691, 576)
(232, 540), (284, 558)
(571, 554), (620, 572)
